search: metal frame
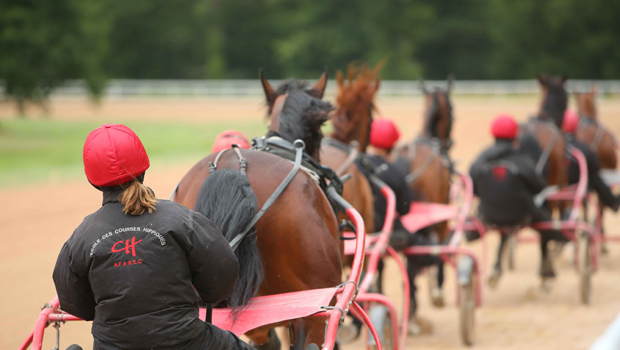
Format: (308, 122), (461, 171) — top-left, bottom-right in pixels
(20, 201), (381, 350)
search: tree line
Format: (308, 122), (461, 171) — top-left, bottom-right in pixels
(1, 0), (619, 111)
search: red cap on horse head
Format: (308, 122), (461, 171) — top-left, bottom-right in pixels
(490, 114), (518, 140)
(83, 124), (150, 187)
(562, 109), (579, 134)
(370, 118), (400, 150)
(211, 130), (251, 153)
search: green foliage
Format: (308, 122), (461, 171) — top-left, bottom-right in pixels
(0, 0), (108, 113)
(1, 0), (620, 107)
(0, 118), (264, 186)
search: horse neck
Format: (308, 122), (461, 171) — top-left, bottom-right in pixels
(422, 95), (451, 146)
(331, 108), (371, 152)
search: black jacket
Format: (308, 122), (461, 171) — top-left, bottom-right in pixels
(365, 155), (415, 231)
(470, 140), (547, 226)
(53, 188), (239, 349)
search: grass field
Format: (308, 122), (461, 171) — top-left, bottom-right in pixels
(0, 118), (265, 187)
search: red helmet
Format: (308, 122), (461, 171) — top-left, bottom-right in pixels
(83, 124), (150, 187)
(490, 114), (519, 140)
(562, 109), (579, 134)
(211, 130), (251, 153)
(370, 118), (401, 150)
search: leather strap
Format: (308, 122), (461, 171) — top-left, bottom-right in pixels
(229, 140), (305, 251)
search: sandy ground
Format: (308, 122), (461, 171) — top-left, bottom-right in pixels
(2, 95), (620, 349)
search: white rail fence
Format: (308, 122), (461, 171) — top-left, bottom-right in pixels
(2, 79), (620, 97)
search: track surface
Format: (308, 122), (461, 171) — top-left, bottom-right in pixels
(2, 95), (620, 349)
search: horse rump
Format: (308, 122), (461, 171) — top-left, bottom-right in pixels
(194, 169), (262, 314)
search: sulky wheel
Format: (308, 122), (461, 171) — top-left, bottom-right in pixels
(577, 231), (592, 305)
(458, 256), (476, 346)
(368, 305), (394, 350)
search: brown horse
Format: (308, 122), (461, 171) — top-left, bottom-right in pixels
(320, 64), (380, 233)
(395, 78), (454, 240)
(575, 84), (617, 253)
(520, 75), (569, 190)
(173, 74), (342, 349)
(392, 77), (454, 312)
(575, 84), (617, 169)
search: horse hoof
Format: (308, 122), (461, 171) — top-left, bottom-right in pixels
(430, 288), (445, 308)
(305, 344), (320, 350)
(487, 270), (501, 289)
(602, 243), (610, 255)
(408, 316), (433, 336)
(541, 277), (554, 292)
(539, 258), (556, 278)
(336, 323), (360, 344)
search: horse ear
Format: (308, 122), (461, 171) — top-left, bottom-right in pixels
(374, 78), (381, 94)
(419, 78), (429, 95)
(536, 74), (549, 86)
(308, 67), (328, 99)
(259, 68), (277, 110)
(591, 83), (598, 95)
(447, 74), (455, 92)
(336, 71), (345, 88)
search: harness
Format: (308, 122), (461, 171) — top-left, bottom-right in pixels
(524, 118), (560, 176)
(253, 136), (344, 195)
(404, 137), (452, 184)
(321, 137), (360, 176)
(208, 142), (305, 251)
(578, 117), (606, 152)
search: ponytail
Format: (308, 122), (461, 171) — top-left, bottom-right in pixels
(118, 179), (158, 215)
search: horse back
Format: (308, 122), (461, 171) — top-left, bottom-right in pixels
(175, 149), (342, 295)
(320, 144), (375, 233)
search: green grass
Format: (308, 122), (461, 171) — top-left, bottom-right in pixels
(0, 119), (266, 187)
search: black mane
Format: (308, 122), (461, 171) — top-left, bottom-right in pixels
(267, 82), (333, 159)
(424, 89), (453, 140)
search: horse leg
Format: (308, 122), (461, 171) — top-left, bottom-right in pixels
(539, 231), (556, 291)
(294, 317), (331, 350)
(600, 205), (608, 255)
(429, 223), (448, 308)
(376, 259), (385, 294)
(406, 261), (433, 335)
(488, 233), (508, 288)
(246, 326), (281, 350)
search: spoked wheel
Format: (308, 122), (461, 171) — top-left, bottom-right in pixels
(458, 256), (476, 346)
(577, 231), (592, 305)
(368, 305), (394, 350)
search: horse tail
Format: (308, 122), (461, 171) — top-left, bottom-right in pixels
(194, 168), (262, 313)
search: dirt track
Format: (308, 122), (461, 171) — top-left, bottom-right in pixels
(2, 95), (620, 349)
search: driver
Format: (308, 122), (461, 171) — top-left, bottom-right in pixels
(53, 124), (254, 350)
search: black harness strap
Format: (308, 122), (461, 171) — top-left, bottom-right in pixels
(405, 139), (441, 184)
(229, 140), (305, 251)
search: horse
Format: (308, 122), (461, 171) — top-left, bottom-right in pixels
(490, 75), (569, 287)
(392, 77), (454, 314)
(172, 74), (342, 350)
(320, 64), (380, 234)
(575, 84), (617, 169)
(575, 84), (617, 253)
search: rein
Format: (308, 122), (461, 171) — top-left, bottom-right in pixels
(404, 139), (442, 184)
(322, 138), (360, 176)
(209, 142), (305, 251)
(527, 119), (560, 176)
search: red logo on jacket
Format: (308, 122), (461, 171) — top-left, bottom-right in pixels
(111, 236), (142, 257)
(491, 166), (507, 181)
